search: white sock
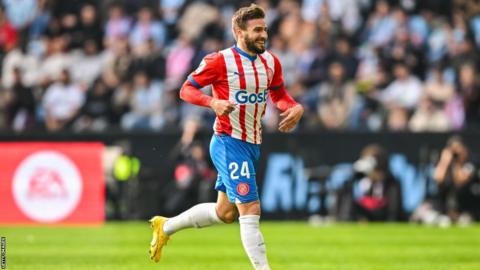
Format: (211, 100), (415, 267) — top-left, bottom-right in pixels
(163, 203), (223, 235)
(239, 215), (270, 270)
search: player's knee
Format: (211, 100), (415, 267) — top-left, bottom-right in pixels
(237, 201), (261, 216)
(217, 209), (238, 224)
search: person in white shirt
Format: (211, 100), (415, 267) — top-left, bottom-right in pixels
(380, 62), (423, 110)
(42, 69), (85, 131)
(70, 39), (107, 87)
(121, 71), (164, 130)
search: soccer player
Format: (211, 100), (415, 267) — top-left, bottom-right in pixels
(149, 4), (303, 269)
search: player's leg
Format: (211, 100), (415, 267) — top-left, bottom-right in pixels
(216, 135), (270, 270)
(149, 134), (233, 262)
(215, 191), (239, 223)
(149, 193), (230, 262)
(237, 200), (270, 270)
(162, 191), (236, 235)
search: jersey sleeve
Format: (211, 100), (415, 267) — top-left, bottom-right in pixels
(180, 53), (221, 107)
(179, 80), (213, 107)
(268, 53), (298, 111)
(269, 53), (284, 91)
(187, 52), (221, 89)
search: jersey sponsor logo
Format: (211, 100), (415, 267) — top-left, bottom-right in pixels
(235, 90), (268, 104)
(237, 182), (250, 196)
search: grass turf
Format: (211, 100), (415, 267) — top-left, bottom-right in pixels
(1, 222), (480, 270)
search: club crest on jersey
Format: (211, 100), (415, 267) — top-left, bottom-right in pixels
(237, 183), (250, 196)
(235, 90), (268, 104)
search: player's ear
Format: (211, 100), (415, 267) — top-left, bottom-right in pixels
(233, 25), (243, 40)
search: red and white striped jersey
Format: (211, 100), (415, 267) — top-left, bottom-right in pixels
(185, 46), (297, 144)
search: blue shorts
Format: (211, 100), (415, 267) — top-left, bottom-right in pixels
(209, 134), (260, 203)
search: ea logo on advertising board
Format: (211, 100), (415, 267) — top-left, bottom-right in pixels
(12, 151), (83, 223)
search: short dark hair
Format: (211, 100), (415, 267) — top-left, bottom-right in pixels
(232, 3), (265, 31)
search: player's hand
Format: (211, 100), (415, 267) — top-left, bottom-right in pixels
(278, 104), (303, 132)
(209, 98), (236, 116)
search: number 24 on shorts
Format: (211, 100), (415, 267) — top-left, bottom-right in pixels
(228, 161), (250, 180)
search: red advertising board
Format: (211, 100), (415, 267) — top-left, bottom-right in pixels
(0, 142), (105, 225)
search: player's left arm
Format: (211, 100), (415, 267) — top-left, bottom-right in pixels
(179, 53), (236, 116)
(269, 54), (304, 132)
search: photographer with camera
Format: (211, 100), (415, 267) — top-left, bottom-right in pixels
(336, 144), (403, 221)
(433, 136), (480, 224)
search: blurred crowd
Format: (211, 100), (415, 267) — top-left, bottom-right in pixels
(0, 0), (480, 133)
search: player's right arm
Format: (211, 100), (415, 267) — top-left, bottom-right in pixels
(268, 53), (304, 132)
(179, 53), (235, 116)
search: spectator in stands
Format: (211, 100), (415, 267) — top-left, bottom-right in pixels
(424, 66), (454, 104)
(165, 34), (194, 91)
(409, 96), (451, 132)
(471, 15), (480, 48)
(2, 0), (37, 30)
(329, 37), (358, 80)
(74, 3), (103, 49)
(433, 136), (480, 223)
(70, 39), (106, 87)
(111, 82), (134, 125)
(336, 144), (403, 221)
(457, 63), (480, 129)
(408, 10), (430, 49)
(129, 6), (165, 55)
(102, 36), (133, 88)
(57, 12), (79, 49)
(384, 25), (427, 79)
(380, 62), (423, 111)
(38, 35), (72, 85)
(158, 0), (185, 27)
(73, 78), (112, 132)
(386, 106), (409, 132)
(121, 70), (165, 130)
(0, 5), (17, 53)
(427, 18), (450, 63)
(131, 38), (166, 81)
(317, 61), (357, 130)
(5, 67), (35, 131)
(2, 44), (39, 89)
(295, 28), (329, 87)
(28, 0), (51, 40)
(104, 3), (131, 48)
(42, 69), (84, 131)
(448, 11), (472, 70)
(177, 2), (219, 42)
(364, 0), (397, 47)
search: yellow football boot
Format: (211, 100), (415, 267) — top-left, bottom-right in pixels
(149, 216), (170, 262)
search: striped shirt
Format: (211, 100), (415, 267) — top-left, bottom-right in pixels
(182, 45), (297, 144)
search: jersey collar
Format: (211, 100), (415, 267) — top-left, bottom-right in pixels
(233, 45), (257, 61)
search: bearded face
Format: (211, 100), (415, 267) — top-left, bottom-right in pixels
(244, 33), (266, 54)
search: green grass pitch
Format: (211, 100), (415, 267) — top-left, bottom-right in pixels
(2, 222), (480, 270)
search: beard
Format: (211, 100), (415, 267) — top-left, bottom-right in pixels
(244, 34), (266, 54)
